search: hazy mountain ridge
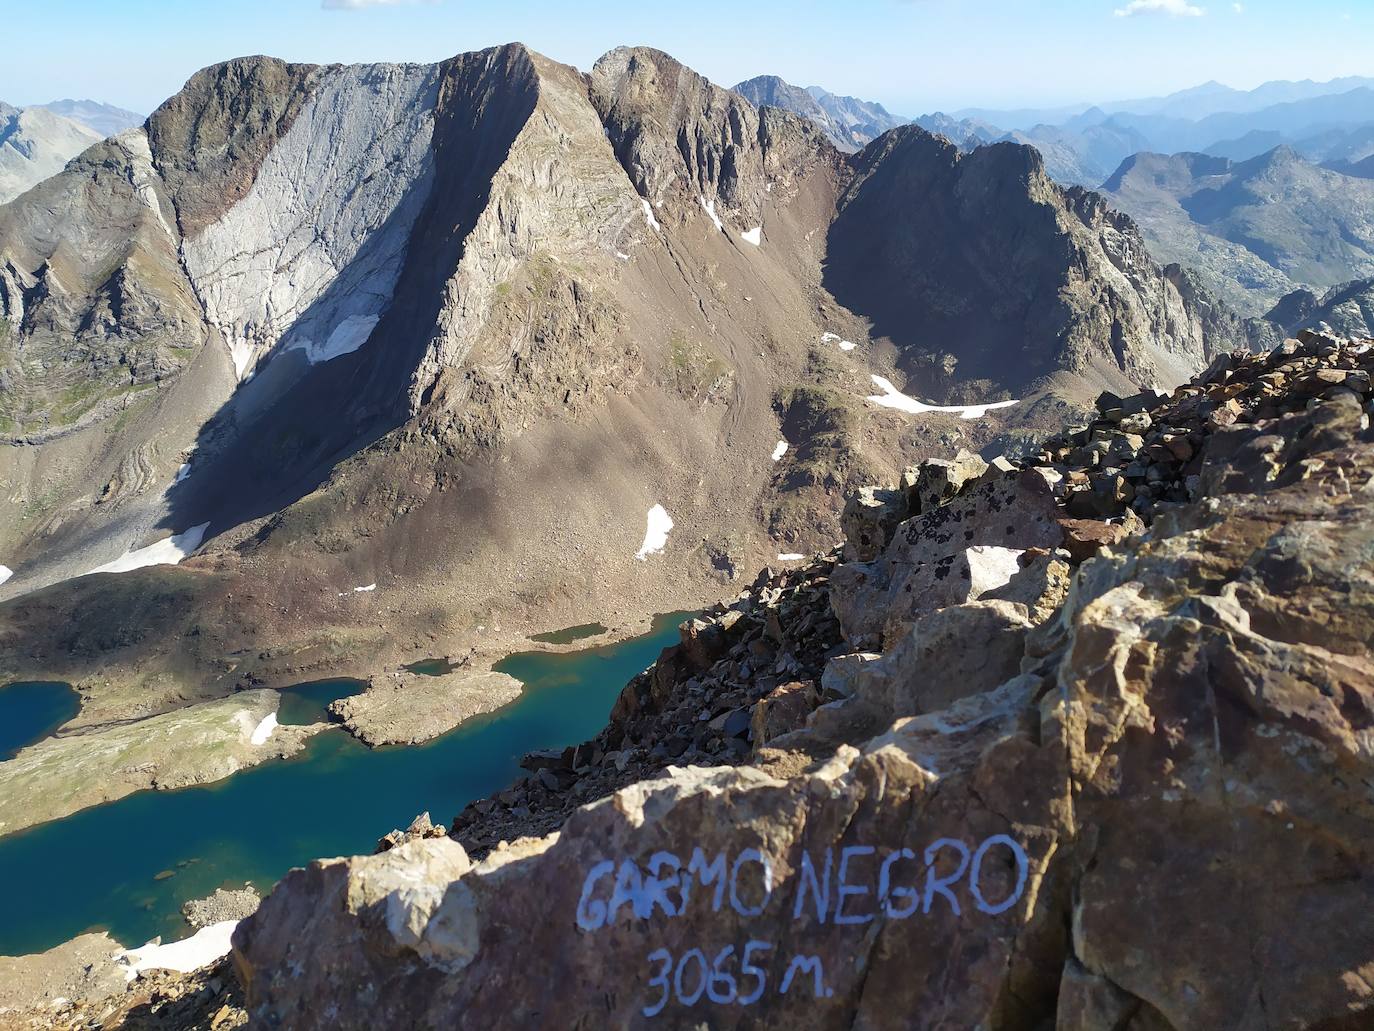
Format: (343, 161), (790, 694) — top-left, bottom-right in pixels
(0, 103), (103, 204)
(732, 75), (905, 151)
(0, 99), (146, 205)
(1100, 145), (1374, 312)
(37, 99), (144, 138)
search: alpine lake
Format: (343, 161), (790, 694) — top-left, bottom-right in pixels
(0, 612), (691, 957)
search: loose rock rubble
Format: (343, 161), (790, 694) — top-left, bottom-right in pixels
(1036, 328), (1374, 521)
(450, 559), (846, 857)
(448, 330), (1374, 867)
(0, 959), (245, 1031)
(181, 889), (260, 932)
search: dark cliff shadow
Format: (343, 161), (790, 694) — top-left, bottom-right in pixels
(822, 131), (1073, 399)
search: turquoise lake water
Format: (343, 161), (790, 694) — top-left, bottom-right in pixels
(0, 613), (687, 957)
(0, 681), (80, 761)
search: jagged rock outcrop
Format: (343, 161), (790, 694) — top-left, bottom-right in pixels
(1269, 277), (1374, 339)
(232, 333), (1374, 1028)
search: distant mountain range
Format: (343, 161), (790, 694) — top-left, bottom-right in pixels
(39, 99), (144, 138)
(950, 75), (1374, 130)
(1099, 146), (1374, 312)
(732, 71), (1374, 312)
(732, 76), (905, 151)
(732, 73), (1374, 193)
(0, 99), (144, 204)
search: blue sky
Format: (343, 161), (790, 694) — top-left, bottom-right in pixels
(3, 0), (1372, 117)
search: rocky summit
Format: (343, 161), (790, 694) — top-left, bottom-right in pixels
(207, 328), (1374, 1029)
(0, 43), (1249, 757)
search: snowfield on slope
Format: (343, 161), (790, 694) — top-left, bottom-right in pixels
(86, 523), (211, 577)
(867, 375), (1019, 419)
(635, 505), (674, 561)
(116, 921), (238, 981)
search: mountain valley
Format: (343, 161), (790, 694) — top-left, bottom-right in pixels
(1, 21), (1372, 1031)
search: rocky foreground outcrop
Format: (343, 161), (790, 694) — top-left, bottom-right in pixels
(227, 330), (1374, 1029)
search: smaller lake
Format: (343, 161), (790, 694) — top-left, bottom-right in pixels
(529, 622), (608, 646)
(0, 682), (80, 761)
(0, 612), (689, 957)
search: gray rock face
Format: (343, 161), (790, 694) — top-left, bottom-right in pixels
(179, 61), (442, 381)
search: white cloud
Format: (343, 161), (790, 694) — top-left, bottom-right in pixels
(1114, 0), (1205, 15)
(322, 0), (435, 8)
(1232, 1), (1244, 10)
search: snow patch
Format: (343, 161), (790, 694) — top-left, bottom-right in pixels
(354, 583), (377, 593)
(741, 227), (762, 246)
(641, 199), (661, 233)
(88, 523), (211, 577)
(249, 712), (278, 746)
(291, 314), (380, 365)
(615, 251), (630, 261)
(116, 921), (239, 981)
(699, 196), (724, 233)
(0, 565), (11, 587)
(635, 504), (674, 561)
(771, 440), (788, 462)
(777, 553), (805, 562)
(228, 335), (256, 381)
(821, 332), (857, 351)
(866, 376), (1019, 420)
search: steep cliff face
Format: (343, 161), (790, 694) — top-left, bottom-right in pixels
(233, 331), (1374, 1029)
(827, 129), (1231, 406)
(0, 43), (1250, 745)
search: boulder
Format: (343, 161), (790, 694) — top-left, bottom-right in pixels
(235, 681), (1071, 1030)
(839, 487), (908, 562)
(831, 469), (1064, 647)
(750, 681), (819, 747)
(906, 449), (988, 515)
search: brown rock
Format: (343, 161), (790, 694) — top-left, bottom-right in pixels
(750, 681), (820, 747)
(1057, 518), (1132, 563)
